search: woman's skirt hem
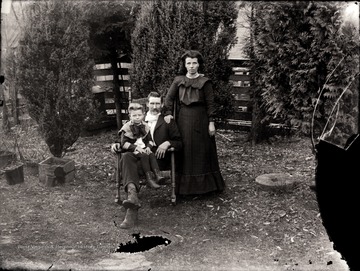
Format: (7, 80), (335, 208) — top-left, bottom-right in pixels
(175, 171), (225, 195)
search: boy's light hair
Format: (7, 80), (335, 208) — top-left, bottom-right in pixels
(128, 103), (144, 114)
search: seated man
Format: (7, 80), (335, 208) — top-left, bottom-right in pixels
(111, 91), (182, 229)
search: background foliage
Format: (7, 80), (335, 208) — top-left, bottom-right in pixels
(130, 0), (239, 120)
(245, 1), (359, 145)
(13, 0), (97, 157)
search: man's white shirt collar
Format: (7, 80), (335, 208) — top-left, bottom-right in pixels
(145, 112), (161, 142)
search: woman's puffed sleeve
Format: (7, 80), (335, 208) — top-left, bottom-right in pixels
(203, 80), (216, 121)
(164, 78), (178, 116)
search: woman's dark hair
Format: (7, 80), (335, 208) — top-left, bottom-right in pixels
(178, 50), (205, 75)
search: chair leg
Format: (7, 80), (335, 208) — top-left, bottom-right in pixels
(171, 152), (176, 206)
(171, 102), (177, 206)
(115, 153), (122, 204)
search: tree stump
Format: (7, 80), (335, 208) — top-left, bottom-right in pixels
(39, 157), (75, 187)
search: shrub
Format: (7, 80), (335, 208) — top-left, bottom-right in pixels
(247, 2), (359, 144)
(14, 0), (97, 157)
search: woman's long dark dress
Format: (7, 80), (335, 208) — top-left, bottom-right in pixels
(164, 75), (225, 195)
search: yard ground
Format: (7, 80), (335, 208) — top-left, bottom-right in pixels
(0, 128), (350, 271)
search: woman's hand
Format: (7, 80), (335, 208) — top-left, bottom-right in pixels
(164, 115), (174, 124)
(208, 122), (215, 137)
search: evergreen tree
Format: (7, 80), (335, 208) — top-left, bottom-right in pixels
(15, 0), (96, 157)
(130, 0), (238, 120)
(246, 1), (358, 144)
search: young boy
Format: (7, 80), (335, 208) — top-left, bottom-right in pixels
(119, 103), (165, 189)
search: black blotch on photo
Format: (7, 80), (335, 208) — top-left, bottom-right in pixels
(115, 233), (171, 253)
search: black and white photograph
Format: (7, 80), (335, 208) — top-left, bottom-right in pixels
(1, 1), (359, 270)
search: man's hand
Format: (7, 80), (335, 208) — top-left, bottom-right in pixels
(208, 122), (216, 137)
(111, 143), (121, 153)
(144, 147), (152, 155)
(135, 146), (146, 154)
(164, 115), (173, 124)
(155, 141), (170, 159)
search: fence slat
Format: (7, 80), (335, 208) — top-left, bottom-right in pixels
(93, 68), (129, 76)
(95, 81), (131, 89)
(229, 74), (250, 81)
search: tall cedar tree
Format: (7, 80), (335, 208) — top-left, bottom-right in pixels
(81, 1), (140, 129)
(130, 0), (238, 120)
(246, 2), (358, 145)
(15, 0), (96, 157)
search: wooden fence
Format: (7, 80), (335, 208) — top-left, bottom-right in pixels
(91, 56), (132, 129)
(91, 58), (253, 131)
(226, 59), (252, 130)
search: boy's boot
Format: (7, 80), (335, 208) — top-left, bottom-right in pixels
(154, 169), (166, 185)
(145, 172), (160, 189)
(119, 208), (138, 229)
(122, 183), (141, 209)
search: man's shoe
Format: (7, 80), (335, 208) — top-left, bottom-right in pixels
(119, 208), (138, 229)
(122, 185), (141, 209)
(145, 172), (160, 189)
(154, 169), (166, 185)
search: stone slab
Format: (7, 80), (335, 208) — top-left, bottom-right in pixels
(255, 173), (296, 191)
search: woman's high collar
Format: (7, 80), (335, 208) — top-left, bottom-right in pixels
(186, 72), (200, 79)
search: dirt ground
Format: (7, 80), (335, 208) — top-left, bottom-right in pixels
(0, 129), (350, 271)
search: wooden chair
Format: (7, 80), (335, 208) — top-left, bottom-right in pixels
(114, 98), (178, 205)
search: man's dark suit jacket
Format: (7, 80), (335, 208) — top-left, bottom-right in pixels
(150, 114), (182, 170)
(117, 114), (182, 171)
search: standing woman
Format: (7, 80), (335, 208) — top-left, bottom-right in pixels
(164, 50), (225, 196)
